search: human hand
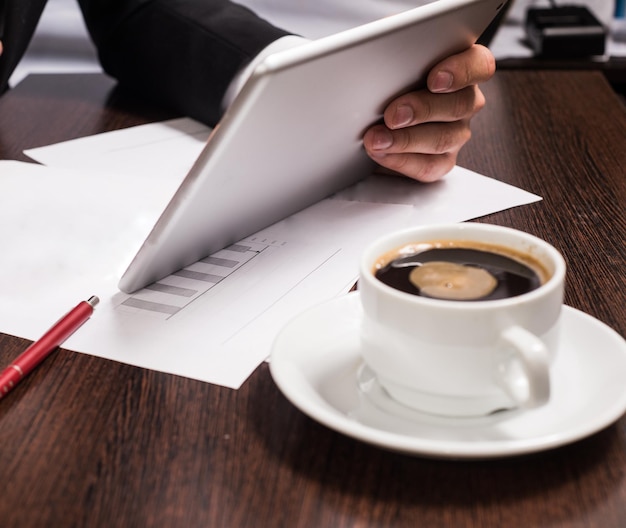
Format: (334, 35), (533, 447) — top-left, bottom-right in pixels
(362, 44), (495, 182)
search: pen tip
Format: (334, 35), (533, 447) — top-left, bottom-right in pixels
(87, 296), (100, 308)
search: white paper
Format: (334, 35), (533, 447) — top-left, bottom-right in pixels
(0, 161), (413, 387)
(2, 118), (541, 388)
(25, 117), (212, 178)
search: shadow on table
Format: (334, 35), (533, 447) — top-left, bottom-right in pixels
(250, 370), (625, 524)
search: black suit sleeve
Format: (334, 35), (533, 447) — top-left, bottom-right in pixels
(0, 0), (48, 95)
(77, 0), (292, 125)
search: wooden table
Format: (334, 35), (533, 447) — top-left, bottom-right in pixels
(497, 57), (626, 94)
(0, 71), (625, 527)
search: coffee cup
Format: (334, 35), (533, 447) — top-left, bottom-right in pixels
(359, 223), (566, 417)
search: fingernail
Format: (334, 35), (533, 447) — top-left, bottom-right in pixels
(431, 71), (453, 92)
(372, 128), (393, 150)
(391, 104), (414, 129)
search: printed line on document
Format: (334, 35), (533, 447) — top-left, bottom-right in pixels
(116, 240), (275, 319)
(222, 248), (343, 344)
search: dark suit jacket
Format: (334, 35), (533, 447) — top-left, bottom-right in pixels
(0, 0), (290, 125)
(0, 0), (48, 95)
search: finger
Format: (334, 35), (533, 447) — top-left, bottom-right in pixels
(364, 120), (472, 158)
(383, 85), (485, 128)
(371, 151), (458, 183)
(427, 44), (495, 93)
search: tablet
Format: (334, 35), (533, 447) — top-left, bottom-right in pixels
(118, 0), (507, 293)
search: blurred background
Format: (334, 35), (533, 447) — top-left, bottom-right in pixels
(9, 0), (626, 89)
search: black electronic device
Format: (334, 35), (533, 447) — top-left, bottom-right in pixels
(525, 4), (606, 57)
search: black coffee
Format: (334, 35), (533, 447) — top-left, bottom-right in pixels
(374, 245), (545, 301)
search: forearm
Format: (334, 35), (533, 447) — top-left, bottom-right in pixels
(78, 0), (292, 125)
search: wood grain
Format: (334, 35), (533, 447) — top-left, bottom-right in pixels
(0, 70), (624, 528)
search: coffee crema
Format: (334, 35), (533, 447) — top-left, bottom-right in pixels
(373, 240), (550, 301)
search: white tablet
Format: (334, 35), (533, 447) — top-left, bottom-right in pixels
(119, 0), (507, 293)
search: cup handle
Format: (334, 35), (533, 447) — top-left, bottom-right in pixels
(495, 326), (551, 409)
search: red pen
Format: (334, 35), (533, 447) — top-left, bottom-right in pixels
(0, 296), (99, 399)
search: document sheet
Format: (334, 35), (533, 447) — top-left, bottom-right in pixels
(1, 118), (541, 388)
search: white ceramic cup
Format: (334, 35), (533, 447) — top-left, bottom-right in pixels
(359, 223), (566, 417)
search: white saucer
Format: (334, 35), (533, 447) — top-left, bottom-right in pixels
(269, 292), (626, 459)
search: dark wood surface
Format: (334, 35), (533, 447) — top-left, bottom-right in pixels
(498, 56), (626, 88)
(0, 71), (625, 527)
